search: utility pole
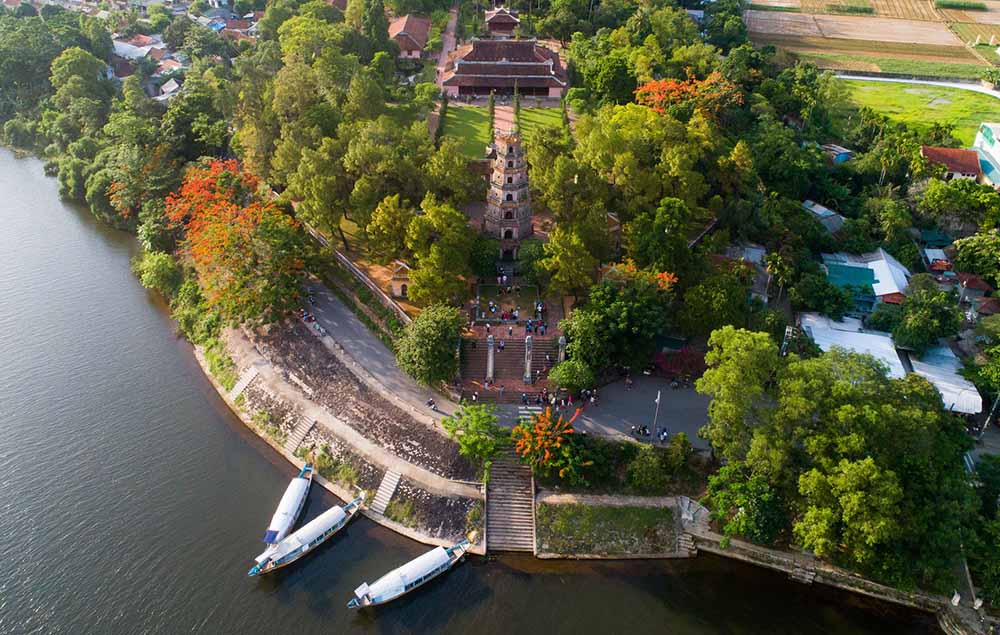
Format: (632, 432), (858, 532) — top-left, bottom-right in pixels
(652, 390), (661, 431)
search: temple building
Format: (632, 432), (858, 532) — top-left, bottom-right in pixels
(484, 6), (519, 37)
(441, 39), (567, 97)
(484, 130), (532, 260)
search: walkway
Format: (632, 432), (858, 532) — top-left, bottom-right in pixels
(836, 73), (1000, 100)
(227, 330), (479, 499)
(307, 282), (459, 421)
(435, 1), (459, 87)
(494, 375), (711, 449)
(536, 491), (681, 508)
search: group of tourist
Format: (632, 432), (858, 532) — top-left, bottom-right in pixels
(631, 425), (670, 444)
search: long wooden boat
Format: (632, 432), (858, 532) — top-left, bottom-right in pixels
(248, 495), (364, 577)
(347, 538), (473, 608)
(254, 464), (314, 565)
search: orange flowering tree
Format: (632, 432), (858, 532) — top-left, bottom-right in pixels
(166, 159), (305, 323)
(635, 72), (744, 123)
(511, 407), (592, 485)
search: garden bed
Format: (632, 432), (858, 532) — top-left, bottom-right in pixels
(535, 502), (677, 555)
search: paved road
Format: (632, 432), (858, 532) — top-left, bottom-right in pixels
(836, 74), (1000, 100)
(435, 2), (459, 87)
(307, 282), (460, 422)
(496, 375), (711, 450)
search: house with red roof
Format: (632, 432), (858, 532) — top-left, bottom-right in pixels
(441, 39), (567, 97)
(921, 145), (982, 182)
(388, 14), (431, 59)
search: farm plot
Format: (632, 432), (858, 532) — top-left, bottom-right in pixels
(951, 20), (1000, 42)
(744, 10), (965, 44)
(869, 0), (940, 19)
(750, 0), (803, 9)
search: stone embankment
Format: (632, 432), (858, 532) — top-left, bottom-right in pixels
(195, 322), (485, 554)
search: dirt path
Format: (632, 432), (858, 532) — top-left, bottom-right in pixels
(435, 1), (459, 87)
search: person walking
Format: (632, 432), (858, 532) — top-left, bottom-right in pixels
(508, 325), (513, 337)
(521, 392), (528, 405)
(472, 391), (479, 402)
(499, 385), (505, 401)
(485, 323), (491, 334)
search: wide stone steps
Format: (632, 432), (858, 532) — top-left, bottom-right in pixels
(370, 470), (401, 515)
(486, 452), (535, 552)
(229, 366), (259, 400)
(284, 418), (315, 453)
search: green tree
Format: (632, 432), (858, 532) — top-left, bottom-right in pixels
(796, 458), (903, 565)
(954, 229), (1000, 287)
(425, 137), (485, 206)
(132, 250), (182, 298)
(361, 0), (389, 49)
(468, 235), (499, 279)
(441, 404), (507, 474)
(624, 197), (694, 280)
(703, 462), (788, 546)
(919, 178), (1000, 230)
(289, 136), (353, 249)
(696, 326), (782, 462)
(548, 359), (595, 394)
(890, 273), (961, 355)
(627, 445), (668, 492)
(679, 265), (752, 337)
(788, 272), (854, 320)
(395, 304), (465, 384)
(405, 194), (473, 304)
(366, 194), (416, 263)
(540, 227), (596, 299)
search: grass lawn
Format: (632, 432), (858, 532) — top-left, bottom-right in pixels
(834, 79), (1000, 145)
(535, 503), (676, 555)
(441, 106), (492, 158)
(442, 106), (567, 158)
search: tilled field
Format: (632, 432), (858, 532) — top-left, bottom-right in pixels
(745, 9), (964, 44)
(251, 321), (477, 482)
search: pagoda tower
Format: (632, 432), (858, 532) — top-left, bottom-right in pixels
(484, 129), (533, 259)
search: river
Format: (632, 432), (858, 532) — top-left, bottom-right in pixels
(0, 148), (943, 634)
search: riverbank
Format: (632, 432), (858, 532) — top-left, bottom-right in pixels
(192, 327), (486, 555)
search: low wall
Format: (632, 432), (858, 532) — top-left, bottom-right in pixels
(687, 530), (984, 634)
(303, 224), (412, 326)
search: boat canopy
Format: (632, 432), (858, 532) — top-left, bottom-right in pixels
(266, 505), (348, 561)
(368, 547), (450, 602)
(262, 477), (310, 543)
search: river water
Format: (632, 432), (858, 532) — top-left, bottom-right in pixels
(0, 148), (943, 634)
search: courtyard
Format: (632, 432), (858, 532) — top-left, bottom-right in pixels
(441, 105), (565, 158)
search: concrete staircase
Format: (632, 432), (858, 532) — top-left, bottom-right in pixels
(370, 470), (401, 515)
(229, 366), (259, 400)
(284, 418), (315, 453)
(486, 449), (535, 552)
(789, 565), (817, 585)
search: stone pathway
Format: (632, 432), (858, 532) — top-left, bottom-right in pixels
(535, 491), (681, 508)
(371, 470), (402, 515)
(486, 449), (535, 552)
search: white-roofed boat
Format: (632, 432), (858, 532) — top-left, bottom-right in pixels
(347, 538), (473, 608)
(248, 495), (364, 577)
(257, 464), (314, 559)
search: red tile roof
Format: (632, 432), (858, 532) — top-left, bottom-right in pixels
(921, 145), (981, 176)
(880, 292), (907, 305)
(485, 7), (519, 24)
(442, 39), (566, 89)
(125, 33), (156, 47)
(388, 14), (431, 51)
(977, 297), (1000, 315)
(225, 19), (251, 31)
(958, 271), (993, 292)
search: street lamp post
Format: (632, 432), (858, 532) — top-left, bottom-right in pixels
(652, 390), (661, 433)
